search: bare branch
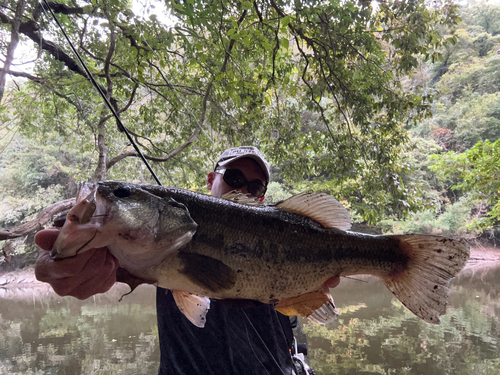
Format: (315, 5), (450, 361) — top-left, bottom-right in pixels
(21, 23), (88, 78)
(106, 150), (138, 169)
(0, 198), (75, 241)
(148, 61), (175, 90)
(118, 83), (138, 114)
(5, 70), (44, 84)
(253, 1), (264, 23)
(33, 1), (84, 22)
(103, 22), (116, 101)
(51, 89), (80, 108)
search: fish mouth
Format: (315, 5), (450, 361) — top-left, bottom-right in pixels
(51, 182), (108, 259)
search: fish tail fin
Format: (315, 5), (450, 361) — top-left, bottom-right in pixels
(381, 235), (469, 324)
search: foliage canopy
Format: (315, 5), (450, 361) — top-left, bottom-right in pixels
(0, 0), (462, 225)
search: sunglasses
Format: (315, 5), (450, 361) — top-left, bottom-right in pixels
(215, 168), (267, 198)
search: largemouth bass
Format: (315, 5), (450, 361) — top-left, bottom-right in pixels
(51, 181), (469, 327)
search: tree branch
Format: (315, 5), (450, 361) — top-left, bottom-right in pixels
(15, 15), (112, 98)
(5, 70), (44, 84)
(21, 23), (88, 77)
(33, 1), (84, 22)
(0, 198), (75, 241)
(118, 83), (138, 114)
(106, 150), (138, 169)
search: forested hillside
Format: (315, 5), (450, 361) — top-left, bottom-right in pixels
(0, 0), (499, 268)
(381, 0), (500, 241)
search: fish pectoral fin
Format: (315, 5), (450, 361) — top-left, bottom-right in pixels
(172, 290), (210, 328)
(276, 193), (351, 231)
(274, 290), (339, 324)
(177, 252), (237, 293)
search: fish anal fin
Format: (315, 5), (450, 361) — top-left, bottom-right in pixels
(178, 252), (237, 293)
(172, 289), (210, 328)
(275, 290), (339, 324)
(381, 234), (470, 324)
(276, 193), (351, 231)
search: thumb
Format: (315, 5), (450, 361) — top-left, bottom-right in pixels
(34, 229), (60, 251)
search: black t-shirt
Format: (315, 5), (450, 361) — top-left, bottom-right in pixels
(156, 287), (295, 375)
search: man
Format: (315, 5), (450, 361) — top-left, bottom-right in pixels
(35, 146), (340, 374)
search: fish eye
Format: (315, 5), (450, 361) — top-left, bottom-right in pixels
(113, 187), (132, 198)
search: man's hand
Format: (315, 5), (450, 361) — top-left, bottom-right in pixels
(35, 229), (119, 299)
(324, 276), (340, 289)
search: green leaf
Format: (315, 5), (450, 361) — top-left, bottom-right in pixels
(281, 15), (291, 27)
(242, 1), (252, 10)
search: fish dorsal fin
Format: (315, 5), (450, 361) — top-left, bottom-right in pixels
(172, 290), (210, 328)
(276, 193), (351, 231)
(221, 190), (262, 206)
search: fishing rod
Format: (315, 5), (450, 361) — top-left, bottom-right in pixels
(40, 0), (162, 186)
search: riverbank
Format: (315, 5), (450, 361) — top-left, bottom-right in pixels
(465, 245), (500, 269)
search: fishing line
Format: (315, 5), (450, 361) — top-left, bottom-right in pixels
(241, 310), (288, 375)
(341, 276), (368, 283)
(241, 312), (273, 375)
(40, 0), (162, 186)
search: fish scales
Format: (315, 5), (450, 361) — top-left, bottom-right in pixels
(120, 185), (411, 301)
(51, 181), (470, 327)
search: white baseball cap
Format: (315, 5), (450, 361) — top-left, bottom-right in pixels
(215, 146), (270, 183)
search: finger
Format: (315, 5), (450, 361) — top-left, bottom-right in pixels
(324, 276), (340, 289)
(34, 229), (60, 251)
(70, 253), (119, 299)
(35, 247), (102, 281)
(48, 249), (112, 296)
(95, 262), (119, 294)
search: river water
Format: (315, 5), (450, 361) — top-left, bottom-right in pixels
(1, 261), (499, 375)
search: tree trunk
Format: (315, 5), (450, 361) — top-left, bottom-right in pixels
(92, 113), (108, 182)
(0, 0), (26, 102)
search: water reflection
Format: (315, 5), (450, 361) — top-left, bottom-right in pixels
(303, 261), (500, 375)
(0, 282), (159, 374)
(1, 262), (500, 374)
